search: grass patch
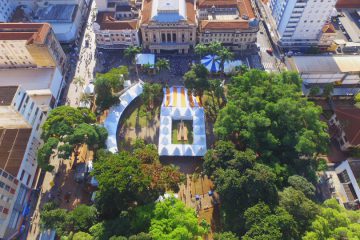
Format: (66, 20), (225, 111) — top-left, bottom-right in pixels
(124, 104), (160, 128)
(171, 120), (193, 144)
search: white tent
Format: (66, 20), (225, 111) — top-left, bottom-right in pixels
(104, 82), (144, 153)
(224, 60), (243, 74)
(84, 83), (95, 95)
(136, 54), (155, 67)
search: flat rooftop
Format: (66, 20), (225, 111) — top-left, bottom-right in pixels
(290, 55), (360, 74)
(0, 128), (32, 177)
(0, 86), (18, 106)
(0, 23), (51, 44)
(0, 68), (56, 92)
(35, 4), (77, 23)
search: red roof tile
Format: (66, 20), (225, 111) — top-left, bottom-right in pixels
(200, 20), (249, 30)
(335, 107), (360, 146)
(96, 12), (138, 30)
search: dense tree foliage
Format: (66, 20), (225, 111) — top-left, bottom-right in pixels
(94, 66), (129, 111)
(184, 64), (209, 99)
(214, 70), (329, 175)
(214, 232), (239, 240)
(142, 83), (162, 111)
(303, 199), (360, 240)
(37, 106), (106, 170)
(40, 203), (97, 237)
(149, 196), (208, 240)
(92, 143), (183, 219)
(287, 175), (316, 199)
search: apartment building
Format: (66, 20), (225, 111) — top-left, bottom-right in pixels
(0, 86), (47, 239)
(197, 0), (259, 50)
(0, 23), (67, 73)
(270, 0), (337, 48)
(94, 0), (140, 49)
(0, 23), (66, 105)
(140, 0), (197, 53)
(0, 0), (15, 22)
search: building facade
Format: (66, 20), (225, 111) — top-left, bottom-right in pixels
(0, 23), (67, 105)
(140, 0), (197, 54)
(197, 0), (259, 50)
(0, 86), (47, 239)
(270, 0), (337, 48)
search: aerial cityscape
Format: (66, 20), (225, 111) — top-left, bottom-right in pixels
(0, 0), (360, 239)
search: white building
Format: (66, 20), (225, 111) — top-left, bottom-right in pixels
(270, 0), (337, 48)
(0, 86), (48, 239)
(0, 0), (15, 22)
(94, 12), (139, 49)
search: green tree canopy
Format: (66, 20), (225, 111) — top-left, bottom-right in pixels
(279, 187), (319, 234)
(184, 64), (209, 98)
(149, 196), (208, 240)
(94, 66), (129, 111)
(214, 232), (239, 240)
(214, 70), (329, 170)
(91, 151), (155, 218)
(287, 175), (316, 199)
(72, 232), (94, 240)
(303, 198), (360, 240)
(38, 106), (105, 170)
(142, 83), (162, 111)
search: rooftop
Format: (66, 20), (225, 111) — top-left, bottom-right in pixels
(290, 56), (360, 74)
(0, 86), (18, 106)
(35, 4), (77, 23)
(336, 0), (360, 9)
(200, 20), (249, 30)
(198, 0), (238, 8)
(334, 107), (360, 146)
(141, 0), (195, 24)
(0, 68), (57, 92)
(96, 12), (138, 30)
(0, 23), (51, 45)
(0, 128), (32, 177)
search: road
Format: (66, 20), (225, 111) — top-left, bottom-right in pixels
(251, 0), (284, 72)
(23, 2), (98, 240)
(66, 1), (98, 107)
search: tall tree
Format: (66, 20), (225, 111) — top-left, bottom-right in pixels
(194, 43), (209, 58)
(155, 58), (170, 73)
(303, 198), (360, 240)
(214, 70), (329, 169)
(217, 48), (234, 73)
(73, 76), (86, 90)
(91, 151), (155, 219)
(184, 64), (209, 99)
(149, 196), (208, 240)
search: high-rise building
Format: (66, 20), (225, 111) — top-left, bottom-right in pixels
(0, 85), (48, 239)
(270, 0), (337, 48)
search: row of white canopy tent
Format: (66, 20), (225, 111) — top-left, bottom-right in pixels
(158, 87), (207, 157)
(104, 82), (144, 153)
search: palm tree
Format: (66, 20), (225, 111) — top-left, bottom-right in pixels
(208, 41), (223, 55)
(142, 63), (154, 75)
(124, 46), (142, 76)
(217, 48), (234, 74)
(235, 65), (249, 75)
(155, 58), (170, 73)
(195, 43), (209, 58)
(73, 76), (85, 91)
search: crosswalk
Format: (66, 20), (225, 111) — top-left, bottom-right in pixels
(263, 62), (274, 70)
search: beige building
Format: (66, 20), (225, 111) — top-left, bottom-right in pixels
(94, 12), (140, 49)
(140, 0), (197, 53)
(0, 23), (66, 74)
(197, 0), (259, 50)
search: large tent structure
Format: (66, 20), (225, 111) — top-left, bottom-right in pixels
(104, 82), (144, 153)
(201, 54), (243, 74)
(158, 86), (207, 157)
